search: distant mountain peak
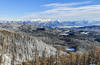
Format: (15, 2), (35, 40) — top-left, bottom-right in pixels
(57, 20), (62, 23)
(31, 19), (51, 22)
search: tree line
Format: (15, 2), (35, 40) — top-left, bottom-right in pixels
(22, 44), (100, 65)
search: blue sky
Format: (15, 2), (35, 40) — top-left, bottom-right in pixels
(0, 0), (100, 21)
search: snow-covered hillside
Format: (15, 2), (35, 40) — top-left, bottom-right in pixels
(0, 25), (57, 65)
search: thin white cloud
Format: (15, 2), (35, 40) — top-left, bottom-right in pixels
(20, 1), (100, 21)
(41, 5), (100, 14)
(42, 1), (91, 7)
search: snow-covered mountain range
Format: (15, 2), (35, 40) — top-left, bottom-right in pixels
(0, 19), (100, 28)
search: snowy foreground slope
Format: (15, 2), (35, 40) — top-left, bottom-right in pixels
(0, 23), (57, 65)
